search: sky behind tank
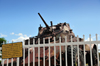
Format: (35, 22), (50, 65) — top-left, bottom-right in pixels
(0, 0), (100, 43)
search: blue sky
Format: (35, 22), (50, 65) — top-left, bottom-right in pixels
(0, 0), (100, 43)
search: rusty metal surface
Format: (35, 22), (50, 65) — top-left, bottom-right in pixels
(4, 58), (17, 64)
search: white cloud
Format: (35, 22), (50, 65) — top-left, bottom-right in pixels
(11, 33), (31, 42)
(85, 35), (98, 41)
(0, 33), (7, 37)
(10, 32), (14, 35)
(85, 35), (100, 41)
(15, 33), (23, 36)
(85, 38), (93, 41)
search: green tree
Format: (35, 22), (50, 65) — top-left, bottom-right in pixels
(0, 38), (6, 47)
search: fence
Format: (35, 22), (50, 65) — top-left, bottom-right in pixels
(1, 34), (100, 66)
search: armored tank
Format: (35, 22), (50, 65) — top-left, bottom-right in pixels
(25, 13), (97, 66)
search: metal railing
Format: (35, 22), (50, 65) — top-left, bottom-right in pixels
(1, 34), (100, 66)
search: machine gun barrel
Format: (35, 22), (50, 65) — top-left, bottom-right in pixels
(38, 13), (50, 29)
